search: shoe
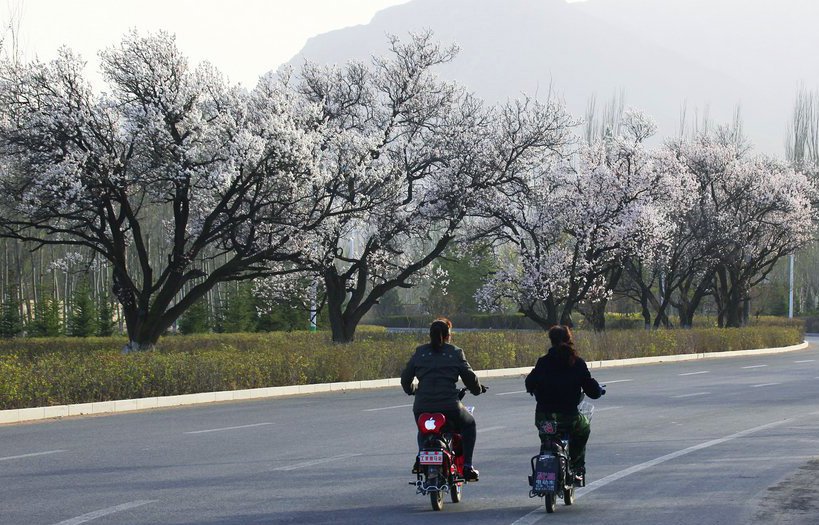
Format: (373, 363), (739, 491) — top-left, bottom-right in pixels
(573, 466), (585, 486)
(412, 458), (421, 474)
(463, 465), (480, 482)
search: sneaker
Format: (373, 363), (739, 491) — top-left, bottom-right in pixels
(463, 465), (480, 482)
(412, 458), (421, 474)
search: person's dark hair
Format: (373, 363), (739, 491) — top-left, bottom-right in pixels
(548, 325), (577, 366)
(429, 318), (452, 351)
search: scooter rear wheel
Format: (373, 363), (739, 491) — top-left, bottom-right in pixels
(431, 490), (444, 511)
(545, 492), (557, 513)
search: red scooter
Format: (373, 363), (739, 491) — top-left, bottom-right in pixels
(409, 387), (477, 511)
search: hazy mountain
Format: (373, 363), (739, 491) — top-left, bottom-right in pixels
(286, 0), (819, 155)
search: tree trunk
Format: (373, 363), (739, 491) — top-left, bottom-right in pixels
(584, 300), (606, 331)
(325, 268), (360, 343)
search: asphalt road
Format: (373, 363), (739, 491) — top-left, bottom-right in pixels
(2, 337), (819, 525)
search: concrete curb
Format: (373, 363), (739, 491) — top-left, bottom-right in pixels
(0, 341), (809, 426)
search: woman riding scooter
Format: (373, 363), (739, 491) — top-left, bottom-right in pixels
(525, 325), (604, 483)
(401, 318), (485, 481)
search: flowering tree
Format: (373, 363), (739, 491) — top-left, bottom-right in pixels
(478, 110), (686, 330)
(673, 136), (815, 327)
(259, 33), (576, 343)
(0, 31), (329, 350)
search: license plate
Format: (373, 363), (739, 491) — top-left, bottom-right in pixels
(419, 451), (444, 465)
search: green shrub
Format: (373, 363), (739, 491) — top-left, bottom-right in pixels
(0, 322), (804, 410)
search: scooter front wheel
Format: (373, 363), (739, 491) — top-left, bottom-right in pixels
(564, 485), (575, 505)
(450, 482), (462, 503)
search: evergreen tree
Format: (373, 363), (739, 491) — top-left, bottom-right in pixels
(67, 284), (98, 337)
(257, 299), (309, 332)
(97, 299), (117, 336)
(29, 291), (62, 337)
(221, 285), (258, 333)
(0, 292), (23, 338)
(177, 297), (211, 334)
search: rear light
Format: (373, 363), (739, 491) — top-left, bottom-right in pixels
(417, 412), (446, 434)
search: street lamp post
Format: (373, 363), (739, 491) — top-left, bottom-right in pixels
(788, 253), (795, 319)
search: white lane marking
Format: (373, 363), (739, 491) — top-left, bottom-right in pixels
(274, 453), (361, 471)
(703, 455), (816, 463)
(510, 417), (794, 525)
(602, 379), (633, 384)
(672, 392), (710, 399)
(751, 382), (781, 388)
(678, 371), (709, 376)
(184, 422), (273, 434)
(794, 359), (815, 363)
(52, 500), (156, 525)
(363, 404), (413, 412)
(742, 365), (768, 369)
(477, 426), (505, 434)
(0, 450), (66, 462)
(496, 390), (527, 396)
(595, 406), (623, 412)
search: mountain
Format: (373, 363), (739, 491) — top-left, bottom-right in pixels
(286, 0), (819, 155)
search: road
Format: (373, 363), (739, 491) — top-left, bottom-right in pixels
(2, 337), (818, 525)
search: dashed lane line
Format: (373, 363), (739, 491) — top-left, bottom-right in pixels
(0, 450), (66, 462)
(601, 379), (633, 384)
(595, 406), (623, 412)
(678, 371), (709, 376)
(184, 422), (273, 434)
(672, 392), (710, 399)
(273, 453), (362, 471)
(363, 404), (413, 412)
(751, 382), (781, 388)
(496, 391), (527, 396)
(742, 365), (768, 369)
(794, 359), (815, 363)
(477, 426), (506, 434)
(52, 500), (156, 525)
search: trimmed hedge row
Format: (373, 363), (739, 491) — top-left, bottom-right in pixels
(0, 323), (804, 410)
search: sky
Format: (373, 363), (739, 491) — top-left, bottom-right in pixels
(0, 0), (415, 87)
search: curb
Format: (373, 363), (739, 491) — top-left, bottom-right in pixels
(0, 341), (809, 426)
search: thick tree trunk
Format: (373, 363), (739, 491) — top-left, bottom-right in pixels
(584, 300), (606, 331)
(519, 297), (559, 332)
(325, 267), (362, 343)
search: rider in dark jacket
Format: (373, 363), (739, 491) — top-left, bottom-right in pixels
(401, 318), (484, 481)
(525, 325), (604, 482)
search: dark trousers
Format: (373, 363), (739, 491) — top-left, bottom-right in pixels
(535, 411), (591, 471)
(413, 405), (477, 465)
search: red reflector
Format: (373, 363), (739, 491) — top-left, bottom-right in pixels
(418, 412), (446, 434)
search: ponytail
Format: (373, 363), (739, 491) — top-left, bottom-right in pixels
(429, 318), (452, 351)
(548, 325), (577, 366)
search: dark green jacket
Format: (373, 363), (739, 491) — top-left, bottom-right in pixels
(401, 343), (482, 411)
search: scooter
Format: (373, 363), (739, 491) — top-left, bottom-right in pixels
(410, 386), (481, 511)
(528, 392), (601, 513)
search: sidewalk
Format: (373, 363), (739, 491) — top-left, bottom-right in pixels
(0, 341), (809, 425)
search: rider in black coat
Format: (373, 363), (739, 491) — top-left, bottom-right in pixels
(525, 325), (604, 481)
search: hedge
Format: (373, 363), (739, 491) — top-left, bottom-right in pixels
(0, 321), (804, 410)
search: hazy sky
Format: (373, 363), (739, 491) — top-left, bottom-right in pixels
(1, 0), (415, 87)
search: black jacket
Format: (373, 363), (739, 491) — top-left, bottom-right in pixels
(525, 347), (602, 415)
(401, 343), (482, 411)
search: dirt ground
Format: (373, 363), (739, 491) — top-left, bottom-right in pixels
(750, 459), (819, 524)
